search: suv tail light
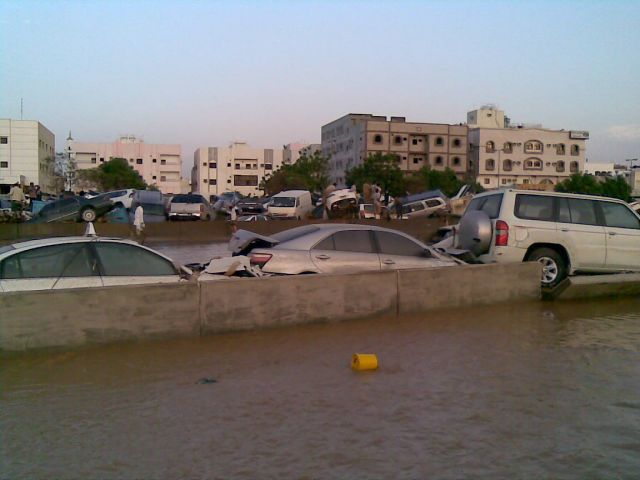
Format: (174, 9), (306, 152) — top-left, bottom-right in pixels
(495, 220), (509, 246)
(249, 253), (272, 267)
(200, 204), (205, 213)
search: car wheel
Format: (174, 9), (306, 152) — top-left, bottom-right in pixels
(81, 208), (97, 222)
(527, 248), (567, 287)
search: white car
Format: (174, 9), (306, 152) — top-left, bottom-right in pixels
(453, 189), (640, 286)
(103, 189), (136, 209)
(0, 236), (191, 292)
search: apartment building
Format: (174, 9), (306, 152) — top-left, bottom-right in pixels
(192, 142), (285, 198)
(321, 114), (469, 185)
(68, 135), (182, 194)
(283, 142), (321, 165)
(468, 106), (588, 189)
(0, 119), (58, 194)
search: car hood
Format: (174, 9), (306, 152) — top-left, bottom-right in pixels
(229, 229), (280, 256)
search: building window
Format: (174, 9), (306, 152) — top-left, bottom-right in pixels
(556, 160), (565, 172)
(452, 138), (462, 148)
(452, 156), (461, 166)
(209, 162), (216, 168)
(100, 157), (105, 162)
(503, 142), (512, 153)
(413, 157), (422, 164)
(227, 179), (232, 183)
(91, 157), (97, 164)
(129, 159), (134, 163)
(570, 161), (579, 173)
(210, 179), (217, 185)
(524, 158), (543, 170)
(0, 161), (8, 168)
(203, 162), (207, 167)
(235, 163), (240, 169)
(152, 176), (157, 180)
(503, 159), (513, 171)
(485, 159), (495, 171)
(435, 137), (444, 146)
(161, 159), (166, 165)
(227, 163), (231, 167)
(412, 138), (418, 145)
(0, 136), (8, 144)
(234, 175), (258, 186)
(571, 144), (580, 156)
(486, 141), (495, 153)
(394, 135), (403, 145)
(152, 158), (157, 163)
(160, 176), (166, 182)
(524, 140), (543, 154)
(484, 178), (490, 185)
(203, 179), (208, 183)
(556, 144), (565, 155)
(373, 134), (383, 144)
(136, 159), (143, 164)
(265, 164), (273, 170)
(435, 156), (443, 165)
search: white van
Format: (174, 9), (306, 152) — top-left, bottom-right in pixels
(268, 190), (313, 220)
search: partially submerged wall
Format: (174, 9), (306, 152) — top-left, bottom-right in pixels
(0, 263), (541, 353)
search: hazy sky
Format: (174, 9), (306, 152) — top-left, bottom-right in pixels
(1, 0), (639, 177)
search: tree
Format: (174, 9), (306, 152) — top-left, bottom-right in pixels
(262, 151), (330, 195)
(405, 166), (465, 197)
(555, 173), (601, 196)
(600, 176), (632, 202)
(346, 153), (406, 197)
(555, 172), (632, 202)
(77, 157), (147, 191)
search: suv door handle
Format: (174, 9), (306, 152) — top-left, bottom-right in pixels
(383, 259), (395, 265)
(560, 229), (569, 232)
(608, 232), (617, 236)
(315, 254), (330, 260)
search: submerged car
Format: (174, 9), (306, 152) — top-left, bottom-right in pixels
(0, 236), (191, 292)
(230, 224), (463, 275)
(29, 194), (113, 223)
(237, 214), (268, 222)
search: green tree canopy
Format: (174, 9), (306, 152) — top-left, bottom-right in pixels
(345, 153), (406, 197)
(262, 151), (330, 195)
(405, 166), (465, 197)
(78, 157), (147, 191)
(555, 173), (632, 202)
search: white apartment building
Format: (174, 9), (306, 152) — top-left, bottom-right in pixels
(0, 119), (58, 194)
(321, 114), (469, 185)
(192, 142), (286, 198)
(468, 106), (589, 189)
(68, 134), (182, 194)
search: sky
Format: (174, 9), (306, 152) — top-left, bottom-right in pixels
(1, 0), (639, 177)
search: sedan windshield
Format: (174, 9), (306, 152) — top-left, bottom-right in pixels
(271, 197), (295, 208)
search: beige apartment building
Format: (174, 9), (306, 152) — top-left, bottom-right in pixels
(283, 142), (321, 166)
(68, 135), (182, 194)
(468, 106), (588, 189)
(321, 114), (469, 185)
(0, 119), (59, 194)
(192, 142), (286, 198)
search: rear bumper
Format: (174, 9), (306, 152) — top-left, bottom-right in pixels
(169, 213), (201, 220)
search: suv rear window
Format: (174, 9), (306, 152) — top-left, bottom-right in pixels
(465, 193), (503, 219)
(171, 194), (203, 203)
(515, 194), (555, 221)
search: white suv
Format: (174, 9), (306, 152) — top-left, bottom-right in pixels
(455, 189), (640, 286)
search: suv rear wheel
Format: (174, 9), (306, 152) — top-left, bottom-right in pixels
(527, 247), (566, 287)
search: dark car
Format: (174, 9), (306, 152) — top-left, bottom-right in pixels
(29, 195), (113, 223)
(236, 197), (269, 215)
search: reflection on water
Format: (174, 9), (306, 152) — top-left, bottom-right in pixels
(2, 298), (640, 479)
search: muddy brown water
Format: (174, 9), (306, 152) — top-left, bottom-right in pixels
(2, 297), (640, 479)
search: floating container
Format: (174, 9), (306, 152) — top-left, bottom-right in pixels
(351, 353), (378, 371)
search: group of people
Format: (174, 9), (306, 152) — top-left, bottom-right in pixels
(9, 182), (41, 212)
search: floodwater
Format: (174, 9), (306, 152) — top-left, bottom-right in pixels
(2, 297), (640, 479)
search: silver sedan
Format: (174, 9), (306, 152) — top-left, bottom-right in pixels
(230, 224), (463, 275)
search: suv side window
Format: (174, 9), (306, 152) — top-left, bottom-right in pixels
(376, 231), (426, 257)
(331, 231), (375, 253)
(600, 202), (640, 229)
(566, 198), (599, 226)
(425, 199), (443, 208)
(403, 201), (425, 214)
(514, 194), (554, 221)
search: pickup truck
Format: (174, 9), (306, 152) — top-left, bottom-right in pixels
(168, 194), (213, 221)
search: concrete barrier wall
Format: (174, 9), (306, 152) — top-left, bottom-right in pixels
(199, 270), (398, 334)
(0, 283), (200, 352)
(0, 263), (541, 353)
(398, 262), (541, 314)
